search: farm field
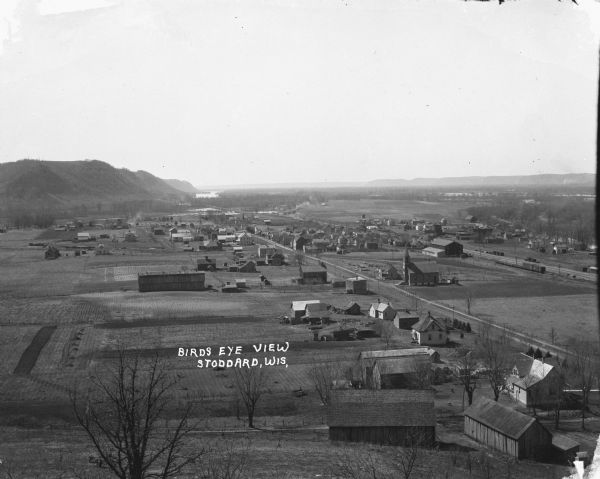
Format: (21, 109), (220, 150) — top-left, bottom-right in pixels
(0, 224), (597, 479)
(295, 199), (474, 223)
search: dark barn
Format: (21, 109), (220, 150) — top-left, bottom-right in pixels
(430, 238), (463, 257)
(464, 397), (552, 460)
(328, 389), (435, 447)
(138, 272), (205, 292)
(300, 267), (328, 284)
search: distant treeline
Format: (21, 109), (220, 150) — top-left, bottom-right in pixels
(0, 199), (186, 228)
(466, 196), (596, 246)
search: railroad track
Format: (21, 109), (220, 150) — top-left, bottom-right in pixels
(257, 236), (583, 359)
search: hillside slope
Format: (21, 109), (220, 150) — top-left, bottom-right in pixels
(0, 159), (189, 206)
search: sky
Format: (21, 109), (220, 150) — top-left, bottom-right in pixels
(0, 0), (598, 187)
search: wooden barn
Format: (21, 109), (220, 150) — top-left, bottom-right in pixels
(328, 389), (436, 447)
(430, 238), (463, 257)
(464, 397), (552, 460)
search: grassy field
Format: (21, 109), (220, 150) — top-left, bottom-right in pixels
(295, 199), (475, 224)
(0, 226), (597, 478)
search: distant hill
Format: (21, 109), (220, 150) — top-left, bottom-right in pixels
(0, 159), (190, 207)
(368, 174), (595, 188)
(164, 179), (199, 194)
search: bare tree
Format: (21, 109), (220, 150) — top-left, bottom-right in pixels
(548, 359), (567, 430)
(375, 319), (396, 350)
(570, 340), (599, 430)
(308, 361), (340, 405)
(395, 430), (425, 479)
(453, 349), (478, 407)
(409, 358), (432, 390)
(476, 325), (508, 401)
(197, 437), (250, 479)
(233, 366), (268, 428)
(333, 449), (388, 479)
(71, 351), (201, 479)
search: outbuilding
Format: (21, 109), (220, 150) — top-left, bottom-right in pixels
(328, 389), (436, 447)
(346, 277), (368, 294)
(464, 397), (552, 460)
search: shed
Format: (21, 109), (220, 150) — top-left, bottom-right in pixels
(328, 389), (436, 446)
(290, 300), (321, 321)
(346, 277), (368, 294)
(300, 267), (327, 284)
(464, 397), (552, 460)
(338, 301), (362, 315)
(369, 302), (396, 321)
(197, 256), (217, 271)
(552, 434), (580, 465)
(394, 310), (420, 330)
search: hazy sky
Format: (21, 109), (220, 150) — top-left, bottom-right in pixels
(0, 0), (598, 186)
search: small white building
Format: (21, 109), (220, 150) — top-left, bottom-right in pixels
(77, 232), (91, 241)
(369, 302), (396, 321)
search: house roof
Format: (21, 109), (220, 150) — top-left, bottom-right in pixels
(412, 313), (447, 333)
(464, 397), (541, 440)
(302, 266), (327, 274)
(305, 302), (330, 314)
(360, 348), (431, 360)
(395, 310), (420, 320)
(291, 300), (321, 312)
(552, 434), (580, 452)
(431, 238), (458, 247)
(328, 389), (435, 427)
(408, 262), (439, 274)
(514, 359), (555, 389)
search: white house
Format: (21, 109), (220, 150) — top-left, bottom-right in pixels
(369, 302), (396, 321)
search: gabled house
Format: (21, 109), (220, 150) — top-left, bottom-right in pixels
(411, 312), (449, 345)
(359, 348), (432, 389)
(510, 358), (560, 408)
(369, 302), (396, 321)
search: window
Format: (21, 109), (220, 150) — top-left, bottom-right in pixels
(428, 334), (432, 340)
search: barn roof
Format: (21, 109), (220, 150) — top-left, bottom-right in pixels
(464, 397), (540, 440)
(360, 348), (431, 360)
(552, 434), (579, 452)
(395, 310), (420, 319)
(374, 357), (429, 375)
(412, 313), (447, 333)
(431, 238), (458, 247)
(409, 262), (439, 274)
(328, 389), (435, 427)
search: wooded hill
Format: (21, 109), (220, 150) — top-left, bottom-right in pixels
(0, 159), (191, 206)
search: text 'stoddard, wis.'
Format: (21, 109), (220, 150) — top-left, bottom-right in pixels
(177, 342), (290, 369)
